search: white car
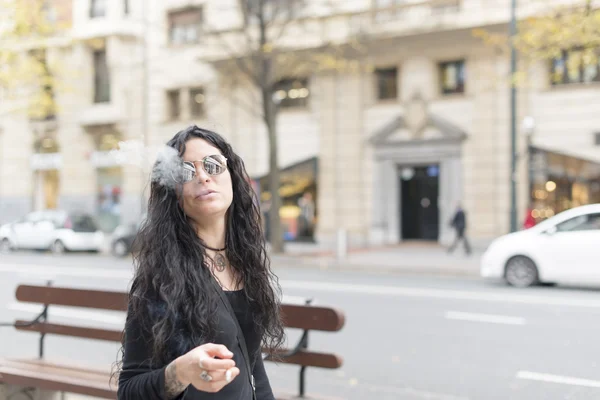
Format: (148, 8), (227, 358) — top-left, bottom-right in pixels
(481, 204), (600, 287)
(0, 210), (104, 254)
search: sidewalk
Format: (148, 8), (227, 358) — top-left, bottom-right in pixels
(101, 234), (483, 277)
(271, 241), (484, 277)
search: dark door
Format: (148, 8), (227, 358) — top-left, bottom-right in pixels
(400, 165), (440, 241)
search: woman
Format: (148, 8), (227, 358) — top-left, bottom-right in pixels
(523, 205), (536, 230)
(117, 126), (284, 399)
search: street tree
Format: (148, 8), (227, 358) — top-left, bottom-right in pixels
(474, 0), (600, 85)
(0, 0), (70, 120)
(202, 0), (364, 253)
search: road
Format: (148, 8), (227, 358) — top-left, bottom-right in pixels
(1, 252), (600, 400)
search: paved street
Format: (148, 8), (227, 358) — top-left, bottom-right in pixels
(2, 252), (600, 399)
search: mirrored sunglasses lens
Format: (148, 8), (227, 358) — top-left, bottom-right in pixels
(182, 162), (196, 182)
(203, 156), (226, 175)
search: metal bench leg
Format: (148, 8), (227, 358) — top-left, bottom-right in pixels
(39, 281), (52, 359)
(299, 366), (307, 397)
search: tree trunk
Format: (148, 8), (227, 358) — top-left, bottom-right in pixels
(265, 107), (284, 253)
(257, 2), (284, 253)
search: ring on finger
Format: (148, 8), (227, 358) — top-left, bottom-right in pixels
(199, 370), (213, 382)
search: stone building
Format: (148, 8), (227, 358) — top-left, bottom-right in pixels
(0, 0), (147, 232)
(2, 0), (599, 248)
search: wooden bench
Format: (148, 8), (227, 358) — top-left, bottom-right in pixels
(0, 284), (345, 399)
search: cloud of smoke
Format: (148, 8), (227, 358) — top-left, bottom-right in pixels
(150, 145), (183, 190)
(106, 140), (184, 190)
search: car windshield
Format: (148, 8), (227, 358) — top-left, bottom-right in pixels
(70, 215), (99, 233)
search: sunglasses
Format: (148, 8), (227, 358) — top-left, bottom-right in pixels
(180, 154), (228, 183)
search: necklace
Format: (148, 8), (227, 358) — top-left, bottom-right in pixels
(212, 253), (227, 272)
(204, 244), (228, 273)
(204, 244), (227, 252)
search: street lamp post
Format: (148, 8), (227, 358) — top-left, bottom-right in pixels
(509, 0), (518, 233)
(140, 0), (149, 216)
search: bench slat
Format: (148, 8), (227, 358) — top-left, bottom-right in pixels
(280, 304), (345, 332)
(16, 286), (127, 311)
(15, 321), (123, 342)
(0, 361), (115, 399)
(265, 350), (343, 369)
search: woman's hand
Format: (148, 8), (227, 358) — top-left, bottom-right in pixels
(172, 343), (241, 394)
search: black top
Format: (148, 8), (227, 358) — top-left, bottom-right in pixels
(451, 209), (467, 231)
(118, 288), (274, 400)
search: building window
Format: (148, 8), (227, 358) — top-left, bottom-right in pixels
(124, 0), (130, 15)
(374, 0), (403, 22)
(245, 0), (300, 23)
(431, 0), (461, 15)
(375, 67), (398, 101)
(273, 78), (309, 109)
(551, 50), (600, 85)
(167, 90), (180, 120)
(439, 60), (465, 95)
(595, 132), (600, 146)
(168, 7), (203, 45)
(189, 88), (205, 118)
(93, 50), (110, 103)
(90, 0), (107, 18)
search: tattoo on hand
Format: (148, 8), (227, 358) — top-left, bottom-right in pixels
(165, 360), (187, 399)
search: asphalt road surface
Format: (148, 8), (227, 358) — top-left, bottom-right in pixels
(1, 252), (600, 400)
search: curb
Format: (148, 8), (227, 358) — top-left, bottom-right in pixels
(270, 256), (481, 278)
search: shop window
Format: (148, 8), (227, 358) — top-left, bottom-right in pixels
(375, 67), (398, 101)
(551, 50), (600, 85)
(258, 157), (317, 242)
(168, 7), (203, 45)
(439, 60), (465, 95)
(273, 78), (309, 109)
(528, 148), (600, 220)
(97, 167), (123, 232)
(34, 170), (59, 210)
(189, 87), (205, 117)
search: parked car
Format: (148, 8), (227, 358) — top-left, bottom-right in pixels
(0, 210), (104, 254)
(111, 216), (145, 257)
(481, 204), (600, 287)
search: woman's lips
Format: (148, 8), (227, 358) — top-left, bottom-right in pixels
(196, 189), (217, 199)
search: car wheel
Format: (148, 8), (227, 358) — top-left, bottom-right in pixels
(0, 238), (11, 253)
(51, 240), (66, 255)
(112, 239), (129, 257)
(505, 256), (539, 287)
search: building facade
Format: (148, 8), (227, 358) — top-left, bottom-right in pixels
(2, 0), (599, 247)
(0, 0), (147, 231)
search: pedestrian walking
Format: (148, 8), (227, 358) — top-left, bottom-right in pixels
(116, 126), (284, 400)
(448, 203), (472, 255)
(523, 205), (536, 229)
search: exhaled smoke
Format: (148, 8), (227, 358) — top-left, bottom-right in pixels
(107, 140), (184, 190)
(109, 140), (145, 167)
(151, 145), (183, 190)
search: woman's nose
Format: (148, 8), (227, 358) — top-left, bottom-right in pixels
(195, 165), (211, 183)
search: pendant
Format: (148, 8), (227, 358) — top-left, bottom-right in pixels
(214, 253), (227, 272)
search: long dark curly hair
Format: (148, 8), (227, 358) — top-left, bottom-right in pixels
(122, 125), (284, 368)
